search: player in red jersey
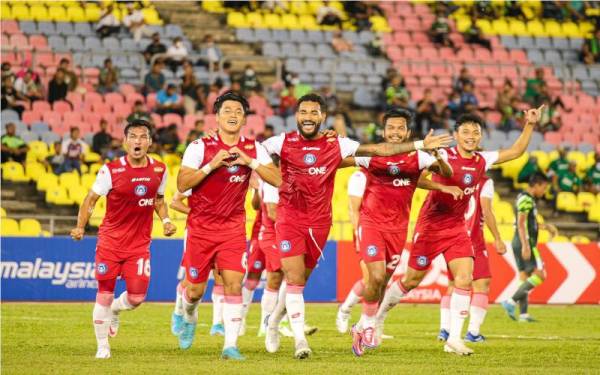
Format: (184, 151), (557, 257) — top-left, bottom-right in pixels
(71, 120), (177, 359)
(261, 94), (453, 359)
(375, 107), (543, 356)
(175, 91), (281, 360)
(437, 174), (506, 344)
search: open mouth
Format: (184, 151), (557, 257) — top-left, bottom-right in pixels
(134, 146), (141, 152)
(227, 119), (238, 126)
(302, 122), (316, 131)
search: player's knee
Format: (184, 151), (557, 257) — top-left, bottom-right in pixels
(187, 284), (205, 301)
(369, 272), (386, 289)
(402, 277), (420, 291)
(96, 292), (114, 307)
(127, 293), (146, 307)
(453, 273), (473, 289)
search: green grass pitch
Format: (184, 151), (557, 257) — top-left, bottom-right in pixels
(2, 303), (600, 374)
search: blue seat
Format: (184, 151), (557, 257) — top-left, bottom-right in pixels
(552, 37), (570, 50)
(285, 115), (296, 130)
(121, 68), (139, 79)
(1, 109), (20, 122)
(539, 142), (556, 152)
(19, 21), (37, 35)
(21, 131), (39, 143)
(262, 42), (280, 57)
(500, 35), (518, 49)
(298, 43), (316, 56)
(113, 55), (129, 69)
(289, 30), (306, 42)
(84, 36), (102, 50)
(577, 143), (594, 153)
(561, 50), (579, 61)
(517, 36), (536, 49)
(266, 116), (285, 134)
(527, 49), (545, 64)
(366, 75), (382, 85)
(569, 38), (584, 49)
(31, 122), (50, 134)
(358, 30), (374, 44)
(535, 37), (553, 49)
(40, 131), (60, 144)
(286, 58), (304, 73)
(337, 60), (356, 74)
(353, 88), (378, 108)
(298, 73), (313, 83)
(304, 58), (321, 71)
(316, 44), (334, 57)
(572, 66), (590, 80)
(281, 42), (298, 57)
(271, 29), (290, 42)
(102, 37), (120, 51)
(313, 73), (330, 83)
(66, 36), (84, 51)
(147, 25), (165, 37)
(374, 60), (390, 75)
(236, 28), (254, 42)
(38, 21), (59, 35)
(306, 30), (324, 43)
(544, 50), (562, 65)
(128, 55), (144, 66)
(74, 23), (94, 36)
(165, 24), (183, 38)
(121, 38), (138, 51)
(56, 22), (75, 35)
(349, 74), (365, 85)
(92, 54), (107, 67)
(342, 31), (360, 44)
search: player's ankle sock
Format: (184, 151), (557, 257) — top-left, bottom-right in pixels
(212, 285), (224, 325)
(511, 277), (539, 303)
(519, 294), (529, 315)
(223, 295), (243, 349)
(467, 292), (488, 336)
(361, 300), (378, 329)
(241, 279), (259, 319)
(285, 283), (307, 344)
(261, 287), (278, 327)
(174, 283), (184, 315)
(341, 279), (364, 313)
(376, 280), (408, 321)
(111, 292), (135, 314)
(449, 288), (471, 340)
(440, 294), (451, 331)
(182, 287), (199, 323)
(93, 293), (113, 347)
(268, 283), (287, 327)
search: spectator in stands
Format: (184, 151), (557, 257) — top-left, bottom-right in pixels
(217, 61), (233, 87)
(1, 123), (28, 164)
(459, 82), (479, 115)
(240, 64), (260, 93)
(181, 61), (205, 115)
(321, 86), (339, 114)
(144, 33), (167, 65)
(331, 30), (354, 53)
(549, 147), (570, 176)
(123, 3), (153, 42)
(584, 153), (600, 193)
(343, 1), (371, 31)
(316, 1), (344, 28)
(143, 61), (166, 95)
(537, 96), (562, 133)
(92, 119), (113, 155)
(453, 66), (474, 94)
(581, 29), (600, 65)
(279, 83), (297, 117)
(257, 124), (274, 142)
(445, 90), (462, 120)
(518, 156), (541, 183)
(523, 67), (545, 105)
(155, 84), (185, 116)
(429, 10), (457, 50)
(385, 75), (410, 110)
(192, 119), (205, 137)
(58, 58), (78, 92)
(542, 1), (565, 21)
(47, 69), (69, 104)
(496, 79), (519, 131)
(556, 161), (581, 193)
(176, 130), (198, 156)
(415, 88), (442, 136)
(366, 32), (384, 57)
(1, 77), (25, 117)
(13, 69), (43, 103)
(331, 103), (357, 139)
(97, 58), (119, 94)
(127, 100), (152, 124)
(166, 37), (189, 73)
(1, 62), (15, 84)
(45, 141), (64, 174)
(15, 60), (41, 85)
(206, 82), (221, 114)
(157, 123), (180, 153)
(60, 127), (87, 174)
(247, 87), (272, 117)
(505, 1), (525, 19)
(200, 34), (223, 71)
(95, 4), (121, 39)
(463, 17), (492, 50)
(104, 139), (126, 161)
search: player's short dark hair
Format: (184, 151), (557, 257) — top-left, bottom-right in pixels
(296, 93), (327, 112)
(454, 113), (485, 131)
(382, 108), (413, 127)
(213, 90), (249, 115)
(528, 172), (549, 186)
(124, 119), (153, 137)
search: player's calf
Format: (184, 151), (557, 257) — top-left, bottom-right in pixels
(94, 292), (114, 358)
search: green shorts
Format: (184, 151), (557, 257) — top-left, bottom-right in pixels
(511, 238), (544, 274)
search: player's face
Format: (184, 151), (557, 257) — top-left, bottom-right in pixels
(383, 117), (410, 143)
(532, 182), (548, 197)
(454, 122), (482, 153)
(125, 126), (151, 160)
(217, 100), (245, 135)
(296, 101), (324, 139)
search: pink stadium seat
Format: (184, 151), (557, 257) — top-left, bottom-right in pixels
(163, 113), (183, 127)
(419, 76), (436, 87)
(52, 100), (71, 114)
(430, 64), (450, 77)
(83, 112), (102, 129)
(404, 76), (419, 86)
(388, 18), (403, 31)
(83, 67), (100, 79)
(544, 132), (563, 145)
(473, 48), (492, 62)
(22, 111), (42, 124)
(387, 46), (402, 62)
(2, 52), (17, 65)
(112, 103), (130, 118)
(393, 31), (412, 45)
(151, 113), (162, 127)
(382, 33), (394, 46)
(104, 92), (124, 106)
(413, 4), (430, 15)
(184, 114), (200, 129)
(509, 50), (528, 64)
(456, 48), (474, 62)
(411, 31), (429, 45)
(577, 94), (595, 107)
(437, 76), (453, 87)
(1, 34), (9, 46)
(438, 47), (457, 62)
(42, 111), (61, 128)
(404, 18), (422, 31)
(474, 77), (492, 89)
(246, 115), (265, 135)
(9, 34), (31, 50)
(562, 133), (581, 145)
(29, 35), (47, 50)
(1, 21), (20, 35)
(491, 49), (510, 61)
(411, 63), (429, 76)
(500, 65), (518, 78)
(119, 84), (136, 97)
(66, 92), (83, 110)
(92, 102), (111, 114)
(482, 65), (500, 77)
(581, 133), (599, 145)
(63, 111), (83, 125)
(32, 101), (51, 113)
(204, 114), (217, 131)
(125, 92), (145, 106)
(146, 93), (157, 110)
(84, 92), (103, 105)
(403, 46), (420, 59)
(420, 47), (438, 60)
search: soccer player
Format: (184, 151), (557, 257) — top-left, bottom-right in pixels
(501, 173), (556, 322)
(375, 107), (543, 356)
(438, 174), (507, 343)
(261, 94), (453, 359)
(168, 190), (227, 337)
(175, 91), (280, 360)
(70, 119), (177, 359)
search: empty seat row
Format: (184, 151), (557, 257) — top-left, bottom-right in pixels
(501, 35), (585, 51)
(285, 57), (389, 76)
(46, 35), (191, 54)
(236, 28), (375, 45)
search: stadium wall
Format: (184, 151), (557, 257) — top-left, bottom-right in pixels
(1, 238), (599, 304)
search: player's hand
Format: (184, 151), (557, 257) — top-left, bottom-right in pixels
(495, 239), (507, 255)
(522, 245), (531, 261)
(545, 223), (558, 238)
(322, 129), (337, 138)
(163, 222), (177, 237)
(422, 130), (453, 150)
(209, 149), (233, 169)
(524, 104), (545, 125)
(441, 185), (464, 200)
(228, 146), (253, 166)
(70, 227), (84, 241)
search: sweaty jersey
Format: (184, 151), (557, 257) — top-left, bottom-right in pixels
(513, 191), (539, 248)
(355, 151), (436, 231)
(416, 147), (498, 231)
(465, 176), (494, 251)
(92, 156), (167, 252)
(262, 132), (359, 227)
(181, 135), (273, 232)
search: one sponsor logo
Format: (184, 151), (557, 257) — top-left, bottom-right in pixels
(227, 165), (240, 174)
(189, 267), (199, 279)
(1, 258), (97, 289)
(388, 165), (400, 175)
(280, 240), (292, 252)
(253, 260), (263, 270)
(138, 198), (154, 206)
(113, 167), (125, 173)
(461, 166), (476, 171)
(417, 256), (428, 267)
(244, 144), (255, 150)
(463, 186), (477, 196)
(229, 175), (247, 183)
(97, 263), (108, 275)
(393, 178), (411, 187)
(302, 147), (321, 151)
(154, 167), (164, 173)
(367, 245), (378, 257)
(463, 173), (473, 185)
(134, 184), (148, 196)
(132, 177), (151, 182)
(308, 166), (327, 175)
(304, 153), (317, 165)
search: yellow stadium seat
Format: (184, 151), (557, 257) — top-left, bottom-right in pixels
(580, 21), (595, 38)
(1, 3), (12, 19)
(142, 7), (162, 25)
(68, 185), (88, 205)
(551, 235), (569, 242)
(90, 163), (103, 175)
(521, 0), (542, 19)
(571, 235), (590, 244)
(81, 173), (96, 190)
(11, 4), (32, 20)
(566, 151), (587, 174)
(246, 12), (264, 28)
(529, 150), (550, 171)
(2, 162), (29, 182)
(59, 172), (81, 188)
(544, 20), (562, 37)
(281, 13), (301, 29)
(46, 186), (74, 205)
(298, 14), (320, 30)
(508, 19), (528, 36)
(263, 13), (282, 29)
(561, 22), (581, 38)
(0, 207), (5, 217)
(496, 201), (515, 224)
(48, 5), (68, 21)
(499, 224), (514, 242)
(84, 152), (101, 163)
(501, 152), (528, 180)
(538, 229), (550, 243)
(67, 6), (86, 22)
(526, 19), (546, 37)
(36, 172), (58, 191)
(27, 141), (49, 162)
(587, 202), (600, 222)
(19, 218), (42, 236)
(455, 16), (471, 33)
(577, 192), (596, 212)
(202, 1), (225, 13)
(556, 191), (579, 212)
(1, 218), (20, 236)
(30, 4), (51, 21)
(370, 16), (391, 32)
(227, 11), (248, 28)
(291, 1), (310, 15)
(25, 162), (47, 182)
(491, 19), (509, 35)
(84, 4), (101, 22)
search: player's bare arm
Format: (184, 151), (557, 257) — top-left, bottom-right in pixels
(154, 195), (176, 236)
(251, 187), (261, 210)
(70, 190), (101, 240)
(426, 148), (453, 178)
(177, 149), (232, 192)
(169, 191), (190, 215)
(517, 212), (531, 260)
(228, 146), (282, 187)
(339, 157), (356, 168)
(495, 105), (544, 164)
(416, 172), (464, 200)
(266, 201), (277, 221)
(540, 222), (559, 238)
(355, 130), (453, 157)
(481, 196), (506, 254)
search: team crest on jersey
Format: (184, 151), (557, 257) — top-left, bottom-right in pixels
(388, 165), (400, 175)
(189, 267), (199, 279)
(463, 173), (473, 185)
(280, 240), (292, 252)
(134, 184), (148, 196)
(416, 256), (428, 267)
(227, 165), (240, 173)
(303, 153), (317, 165)
(97, 263), (108, 275)
(367, 245), (378, 257)
(253, 260), (263, 270)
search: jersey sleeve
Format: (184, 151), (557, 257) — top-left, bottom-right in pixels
(480, 179), (494, 199)
(347, 170), (367, 198)
(261, 134), (284, 156)
(182, 189), (192, 197)
(338, 136), (361, 158)
(262, 182), (279, 204)
(355, 157), (371, 168)
(516, 194), (534, 213)
(255, 141), (274, 165)
(480, 151), (499, 171)
(417, 150), (437, 170)
(91, 165), (112, 196)
(181, 140), (205, 169)
(157, 170), (168, 195)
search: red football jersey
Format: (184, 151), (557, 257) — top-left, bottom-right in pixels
(356, 151), (436, 231)
(262, 132), (359, 227)
(92, 156), (167, 252)
(465, 176), (494, 251)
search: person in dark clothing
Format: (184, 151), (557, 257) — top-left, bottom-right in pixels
(144, 32), (167, 65)
(157, 123), (180, 152)
(92, 119), (113, 155)
(464, 17), (492, 50)
(1, 77), (25, 117)
(48, 69), (69, 104)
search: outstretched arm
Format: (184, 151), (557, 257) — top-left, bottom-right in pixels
(427, 149), (453, 178)
(495, 105), (544, 164)
(417, 172), (464, 200)
(355, 130), (452, 157)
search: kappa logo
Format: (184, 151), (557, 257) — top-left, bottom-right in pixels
(388, 165), (400, 175)
(280, 240), (292, 252)
(417, 256), (428, 267)
(367, 245), (378, 257)
(463, 173), (473, 185)
(97, 263), (108, 275)
(304, 153), (317, 165)
(134, 184), (148, 196)
(189, 267), (199, 279)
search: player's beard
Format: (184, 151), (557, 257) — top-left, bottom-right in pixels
(297, 120), (321, 139)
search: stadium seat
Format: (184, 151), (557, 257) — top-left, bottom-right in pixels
(556, 192), (579, 212)
(36, 172), (59, 192)
(0, 207), (5, 217)
(1, 218), (20, 236)
(25, 162), (47, 181)
(2, 161), (29, 182)
(577, 192), (596, 212)
(570, 235), (590, 244)
(46, 186), (74, 205)
(19, 218), (42, 236)
(551, 235), (569, 242)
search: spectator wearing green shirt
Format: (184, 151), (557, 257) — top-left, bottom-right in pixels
(548, 146), (570, 179)
(523, 67), (545, 105)
(556, 161), (581, 193)
(584, 153), (600, 193)
(1, 123), (28, 164)
(385, 75), (410, 109)
(581, 29), (600, 65)
(517, 156), (541, 183)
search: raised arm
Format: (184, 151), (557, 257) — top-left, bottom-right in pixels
(355, 130), (452, 157)
(495, 105), (544, 164)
